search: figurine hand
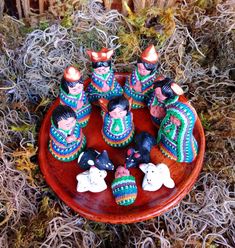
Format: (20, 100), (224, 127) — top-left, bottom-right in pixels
(170, 116), (181, 126)
(76, 100), (83, 109)
(150, 106), (166, 118)
(133, 81), (142, 92)
(66, 135), (77, 143)
(102, 83), (110, 92)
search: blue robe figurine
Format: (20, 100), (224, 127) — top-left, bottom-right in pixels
(100, 96), (135, 148)
(86, 48), (123, 104)
(49, 105), (86, 162)
(124, 44), (162, 109)
(59, 66), (91, 127)
(154, 79), (198, 163)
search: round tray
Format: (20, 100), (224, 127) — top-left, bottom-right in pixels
(38, 73), (205, 224)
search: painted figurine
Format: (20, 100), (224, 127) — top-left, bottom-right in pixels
(111, 166), (137, 206)
(60, 66), (91, 127)
(76, 166), (107, 193)
(86, 48), (123, 104)
(77, 148), (114, 171)
(124, 44), (163, 109)
(155, 79), (198, 162)
(49, 105), (86, 162)
(148, 77), (183, 126)
(139, 163), (175, 191)
(125, 132), (156, 168)
(100, 96), (135, 147)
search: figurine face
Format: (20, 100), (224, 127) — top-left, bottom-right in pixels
(155, 87), (167, 102)
(115, 166), (130, 178)
(94, 66), (110, 75)
(58, 117), (76, 131)
(109, 107), (127, 119)
(68, 83), (83, 95)
(137, 63), (151, 76)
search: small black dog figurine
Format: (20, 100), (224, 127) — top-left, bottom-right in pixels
(78, 148), (115, 171)
(125, 132), (156, 168)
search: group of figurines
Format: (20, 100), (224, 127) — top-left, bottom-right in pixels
(48, 44), (199, 206)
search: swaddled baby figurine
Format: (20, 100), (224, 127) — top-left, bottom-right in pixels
(49, 105), (86, 162)
(111, 166), (137, 206)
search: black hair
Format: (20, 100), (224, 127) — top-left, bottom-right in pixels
(92, 60), (111, 69)
(137, 58), (158, 73)
(108, 96), (129, 113)
(52, 105), (76, 128)
(60, 77), (83, 94)
(154, 77), (176, 99)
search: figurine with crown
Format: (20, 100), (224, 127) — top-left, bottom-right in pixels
(59, 66), (91, 128)
(86, 48), (123, 104)
(49, 105), (86, 162)
(154, 78), (198, 163)
(124, 44), (163, 109)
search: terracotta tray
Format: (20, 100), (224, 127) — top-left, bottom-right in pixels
(38, 73), (205, 224)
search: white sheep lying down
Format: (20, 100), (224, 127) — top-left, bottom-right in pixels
(139, 163), (175, 191)
(76, 166), (107, 193)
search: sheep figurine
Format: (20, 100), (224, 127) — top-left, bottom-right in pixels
(76, 166), (107, 193)
(139, 163), (175, 191)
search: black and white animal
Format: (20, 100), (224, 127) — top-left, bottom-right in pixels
(125, 132), (157, 168)
(78, 148), (115, 171)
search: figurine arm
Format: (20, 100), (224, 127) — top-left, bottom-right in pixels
(50, 128), (68, 147)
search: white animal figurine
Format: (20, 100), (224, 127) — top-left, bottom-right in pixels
(76, 166), (107, 193)
(139, 163), (175, 191)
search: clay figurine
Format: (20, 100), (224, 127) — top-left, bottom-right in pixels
(100, 96), (135, 147)
(124, 44), (163, 109)
(86, 48), (123, 104)
(111, 166), (137, 206)
(76, 166), (107, 193)
(155, 79), (198, 162)
(125, 132), (156, 168)
(148, 77), (182, 126)
(49, 105), (86, 162)
(60, 66), (91, 127)
(77, 148), (114, 171)
(139, 163), (175, 191)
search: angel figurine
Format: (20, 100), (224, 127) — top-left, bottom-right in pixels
(49, 105), (86, 162)
(86, 48), (123, 104)
(60, 66), (91, 127)
(124, 44), (163, 109)
(99, 96), (135, 147)
(154, 78), (198, 163)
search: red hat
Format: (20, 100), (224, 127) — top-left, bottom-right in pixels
(86, 48), (114, 62)
(141, 44), (159, 64)
(63, 66), (81, 82)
